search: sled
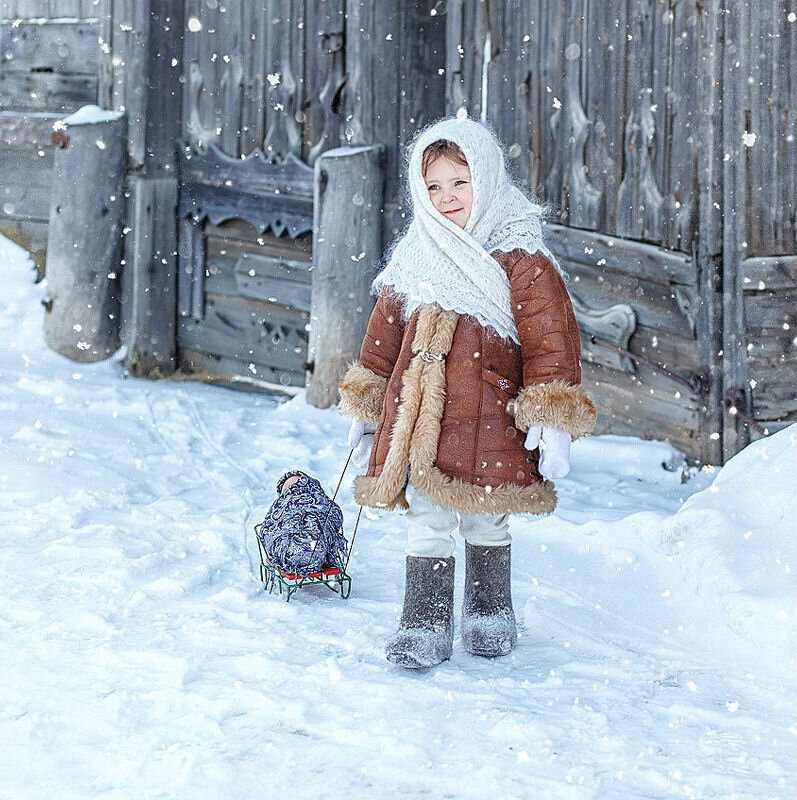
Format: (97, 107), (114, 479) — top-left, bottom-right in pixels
(252, 448), (361, 602)
(254, 529), (353, 602)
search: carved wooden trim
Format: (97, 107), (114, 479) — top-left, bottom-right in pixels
(178, 141), (314, 238)
(572, 292), (637, 373)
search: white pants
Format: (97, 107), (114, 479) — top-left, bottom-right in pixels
(401, 482), (511, 558)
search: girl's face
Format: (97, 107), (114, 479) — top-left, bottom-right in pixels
(424, 156), (473, 229)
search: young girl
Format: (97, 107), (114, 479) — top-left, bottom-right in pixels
(338, 116), (597, 668)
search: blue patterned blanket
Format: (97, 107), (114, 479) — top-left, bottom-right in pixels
(256, 471), (348, 578)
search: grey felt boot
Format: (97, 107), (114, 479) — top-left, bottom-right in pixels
(461, 542), (517, 657)
(385, 555), (455, 669)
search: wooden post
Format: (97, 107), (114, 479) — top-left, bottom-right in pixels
(720, 0), (751, 460)
(306, 144), (386, 408)
(114, 0), (184, 377)
(694, 0), (725, 466)
(43, 107), (126, 362)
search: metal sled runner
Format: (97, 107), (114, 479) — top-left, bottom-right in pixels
(254, 532), (352, 601)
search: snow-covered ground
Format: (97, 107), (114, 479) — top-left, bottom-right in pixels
(1, 233), (795, 799)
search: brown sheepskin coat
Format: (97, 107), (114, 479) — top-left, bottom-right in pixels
(338, 248), (597, 515)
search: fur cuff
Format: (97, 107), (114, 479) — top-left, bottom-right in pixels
(338, 361), (388, 425)
(508, 379), (597, 439)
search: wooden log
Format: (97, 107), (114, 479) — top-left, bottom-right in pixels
(121, 176), (178, 375)
(43, 108), (126, 362)
(306, 144), (386, 408)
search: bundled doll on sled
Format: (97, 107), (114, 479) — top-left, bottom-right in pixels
(256, 471), (349, 581)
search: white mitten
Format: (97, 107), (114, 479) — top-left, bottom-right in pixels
(524, 424), (572, 480)
(347, 418), (378, 469)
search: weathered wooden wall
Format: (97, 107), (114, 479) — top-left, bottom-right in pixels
(0, 1), (105, 268)
(173, 0), (443, 389)
(2, 1), (793, 464)
(722, 0), (797, 456)
(446, 0), (795, 463)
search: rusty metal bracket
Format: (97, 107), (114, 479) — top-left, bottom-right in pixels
(723, 387), (769, 436)
(588, 334), (710, 395)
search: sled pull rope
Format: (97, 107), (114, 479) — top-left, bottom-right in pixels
(333, 448), (363, 574)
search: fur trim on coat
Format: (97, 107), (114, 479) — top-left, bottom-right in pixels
(338, 362), (388, 425)
(508, 379), (597, 439)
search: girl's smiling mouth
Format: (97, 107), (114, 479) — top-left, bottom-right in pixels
(444, 208), (463, 214)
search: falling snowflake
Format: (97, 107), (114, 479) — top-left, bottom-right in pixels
(742, 131), (757, 147)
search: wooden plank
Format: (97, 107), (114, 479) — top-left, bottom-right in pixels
(122, 176), (179, 375)
(746, 327), (797, 361)
(583, 0), (628, 234)
(178, 346), (305, 391)
(179, 143), (315, 237)
(111, 0), (183, 173)
(303, 0), (345, 163)
(749, 367), (797, 420)
(0, 144), (53, 220)
(239, 0), (267, 154)
(0, 109), (59, 146)
(0, 217), (47, 275)
(96, 0), (112, 108)
(741, 255), (797, 291)
(204, 223), (312, 262)
(658, 0), (699, 252)
(743, 290), (797, 330)
(233, 252), (311, 312)
(177, 217), (205, 320)
(218, 1), (243, 158)
(200, 253), (311, 311)
(743, 0), (775, 255)
(695, 0), (728, 465)
(0, 71), (96, 111)
(0, 20), (99, 74)
(547, 222), (695, 286)
(566, 261), (697, 339)
(397, 0), (445, 156)
(721, 0), (751, 458)
(177, 291), (309, 374)
(342, 0), (409, 244)
(584, 360), (702, 460)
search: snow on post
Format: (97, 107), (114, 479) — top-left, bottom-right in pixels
(43, 105), (126, 363)
(306, 144), (386, 408)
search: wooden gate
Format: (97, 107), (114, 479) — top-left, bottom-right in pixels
(174, 1), (347, 390)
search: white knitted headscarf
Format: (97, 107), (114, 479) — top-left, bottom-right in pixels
(371, 116), (564, 344)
